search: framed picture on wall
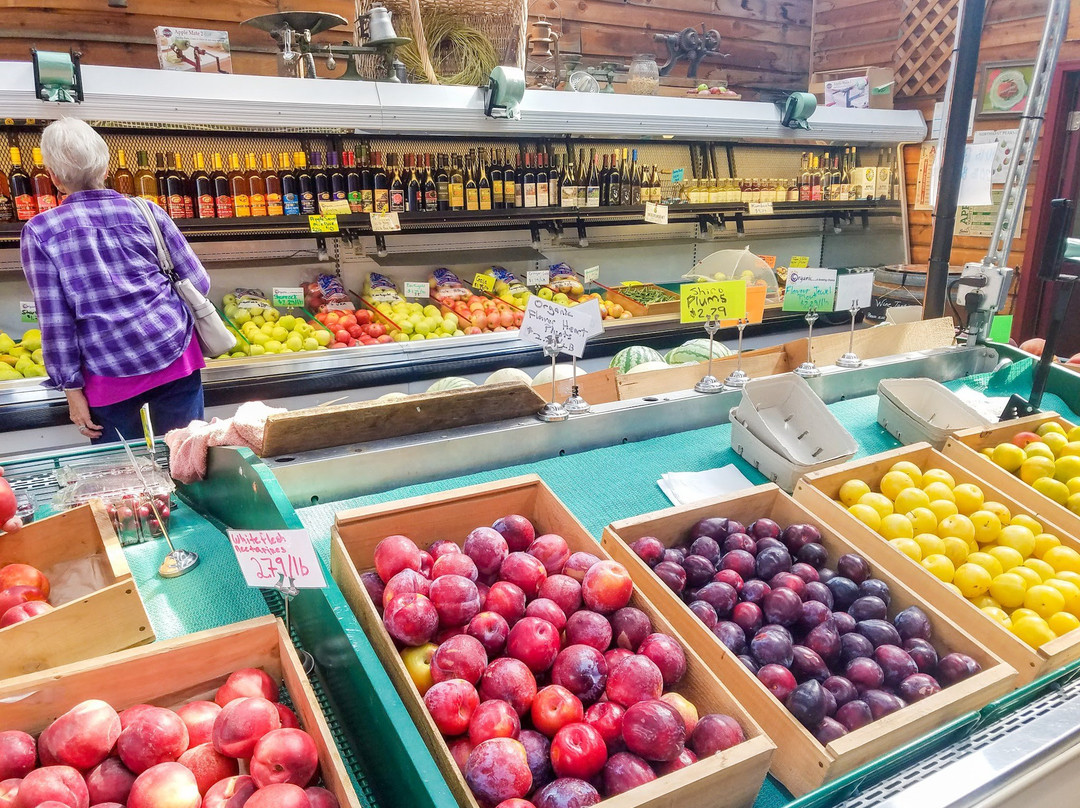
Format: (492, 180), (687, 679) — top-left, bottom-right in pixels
(977, 60), (1035, 118)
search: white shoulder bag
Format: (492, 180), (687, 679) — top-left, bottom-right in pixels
(131, 197), (236, 358)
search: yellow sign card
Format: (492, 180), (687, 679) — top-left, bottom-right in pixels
(680, 281), (747, 323)
(308, 214), (339, 233)
(472, 273), (495, 293)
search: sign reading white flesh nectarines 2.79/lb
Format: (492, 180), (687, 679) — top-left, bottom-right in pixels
(227, 529), (326, 589)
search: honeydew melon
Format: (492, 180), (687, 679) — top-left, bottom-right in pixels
(533, 364), (575, 385)
(426, 377), (477, 394)
(625, 360), (673, 375)
(484, 368), (534, 386)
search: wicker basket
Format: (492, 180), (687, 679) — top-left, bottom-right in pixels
(355, 0), (526, 84)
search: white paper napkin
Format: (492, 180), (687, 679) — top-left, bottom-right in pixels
(658, 465), (754, 507)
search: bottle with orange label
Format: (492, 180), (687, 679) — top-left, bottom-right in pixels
(31, 148), (58, 213)
(246, 153), (267, 216)
(210, 153), (233, 218)
(228, 154), (251, 217)
(9, 147), (35, 221)
(261, 154), (283, 216)
(191, 153), (215, 218)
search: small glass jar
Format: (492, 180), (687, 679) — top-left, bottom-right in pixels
(627, 54), (660, 96)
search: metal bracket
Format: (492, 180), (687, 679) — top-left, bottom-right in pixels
(733, 212), (745, 235)
(374, 233), (388, 257)
(529, 223), (542, 250)
(576, 219), (589, 248)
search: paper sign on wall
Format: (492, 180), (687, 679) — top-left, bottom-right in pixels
(403, 281), (429, 299)
(783, 269), (837, 312)
(679, 281), (747, 323)
(227, 529), (327, 589)
(973, 128), (1018, 183)
(720, 283), (767, 326)
(833, 272), (875, 311)
(526, 270), (549, 287)
(472, 273), (495, 293)
(518, 296), (601, 358)
(272, 288), (304, 308)
(19, 301), (37, 324)
(957, 142), (996, 207)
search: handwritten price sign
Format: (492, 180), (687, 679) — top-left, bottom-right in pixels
(679, 281), (747, 323)
(473, 273), (495, 293)
(227, 529), (326, 589)
(519, 296), (602, 358)
(782, 269), (838, 312)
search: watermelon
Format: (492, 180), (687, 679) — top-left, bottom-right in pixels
(625, 361), (673, 375)
(426, 377), (476, 394)
(533, 364), (575, 385)
(376, 392), (411, 402)
(484, 368), (534, 386)
(664, 338), (733, 365)
(609, 346), (665, 374)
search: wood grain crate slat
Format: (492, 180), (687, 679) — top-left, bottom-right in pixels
(942, 412), (1080, 542)
(330, 474), (775, 808)
(0, 502), (154, 678)
(0, 616), (361, 808)
(794, 444), (1080, 684)
(600, 484), (1015, 796)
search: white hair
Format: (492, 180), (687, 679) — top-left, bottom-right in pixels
(39, 117), (109, 192)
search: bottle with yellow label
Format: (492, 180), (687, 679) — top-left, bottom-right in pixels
(246, 153), (267, 216)
(228, 154), (251, 217)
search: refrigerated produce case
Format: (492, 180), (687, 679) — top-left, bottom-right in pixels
(0, 62), (921, 445)
(4, 341), (1080, 808)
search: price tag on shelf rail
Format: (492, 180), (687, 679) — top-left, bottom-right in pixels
(782, 269), (838, 312)
(833, 271), (876, 311)
(318, 199), (352, 216)
(644, 203), (669, 225)
(272, 287), (304, 308)
(679, 281), (747, 323)
(227, 529), (326, 589)
(370, 211), (402, 232)
(403, 281), (429, 299)
(519, 296), (601, 358)
(788, 255), (810, 269)
(308, 214), (339, 233)
(526, 269), (549, 287)
(583, 266), (600, 284)
(472, 273), (495, 293)
(749, 201), (774, 216)
(671, 168), (685, 183)
(19, 301), (37, 324)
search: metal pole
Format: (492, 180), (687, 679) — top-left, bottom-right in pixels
(923, 0), (987, 319)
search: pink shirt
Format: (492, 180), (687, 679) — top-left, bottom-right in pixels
(84, 334), (205, 408)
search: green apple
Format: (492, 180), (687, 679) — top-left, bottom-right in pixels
(278, 315), (297, 331)
(263, 307), (280, 322)
(314, 329), (333, 346)
(264, 339), (283, 353)
(414, 319), (433, 336)
(410, 333), (426, 341)
(251, 315), (266, 327)
(271, 326), (289, 342)
(249, 344), (266, 355)
(232, 309), (251, 324)
(393, 332), (410, 342)
(423, 304), (441, 319)
(303, 337), (319, 351)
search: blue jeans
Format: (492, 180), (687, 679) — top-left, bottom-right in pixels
(89, 370), (204, 445)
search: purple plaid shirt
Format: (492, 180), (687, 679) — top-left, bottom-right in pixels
(20, 189), (211, 391)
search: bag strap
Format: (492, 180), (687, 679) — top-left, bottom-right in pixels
(131, 197), (180, 284)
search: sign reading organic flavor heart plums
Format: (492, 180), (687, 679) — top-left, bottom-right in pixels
(519, 296), (602, 358)
(227, 529), (326, 589)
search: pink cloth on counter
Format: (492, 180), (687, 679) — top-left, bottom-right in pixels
(84, 334), (205, 407)
(164, 401), (285, 483)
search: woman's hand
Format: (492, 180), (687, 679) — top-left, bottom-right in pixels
(66, 388), (103, 440)
(0, 467), (22, 533)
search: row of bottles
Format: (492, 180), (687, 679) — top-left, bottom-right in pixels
(0, 142), (898, 223)
(678, 147), (898, 205)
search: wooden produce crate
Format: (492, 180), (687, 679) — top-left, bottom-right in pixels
(600, 484), (1015, 796)
(606, 284), (681, 317)
(943, 412), (1080, 541)
(0, 616), (360, 807)
(330, 474), (775, 808)
(0, 502), (154, 678)
(794, 444), (1080, 684)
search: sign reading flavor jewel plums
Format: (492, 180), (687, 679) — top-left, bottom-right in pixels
(519, 296), (602, 358)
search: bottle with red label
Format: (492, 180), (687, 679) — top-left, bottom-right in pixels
(0, 167), (12, 222)
(191, 153), (215, 218)
(210, 153), (233, 218)
(245, 153), (267, 217)
(164, 154), (188, 219)
(30, 148), (58, 214)
(228, 153), (251, 217)
(8, 148), (33, 221)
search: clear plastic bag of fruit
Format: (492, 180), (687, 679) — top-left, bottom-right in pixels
(304, 274), (351, 312)
(545, 262), (585, 296)
(430, 268), (471, 302)
(363, 272), (403, 304)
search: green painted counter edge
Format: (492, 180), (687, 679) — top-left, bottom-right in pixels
(179, 446), (456, 808)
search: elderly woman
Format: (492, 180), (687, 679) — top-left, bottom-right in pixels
(21, 118), (211, 443)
